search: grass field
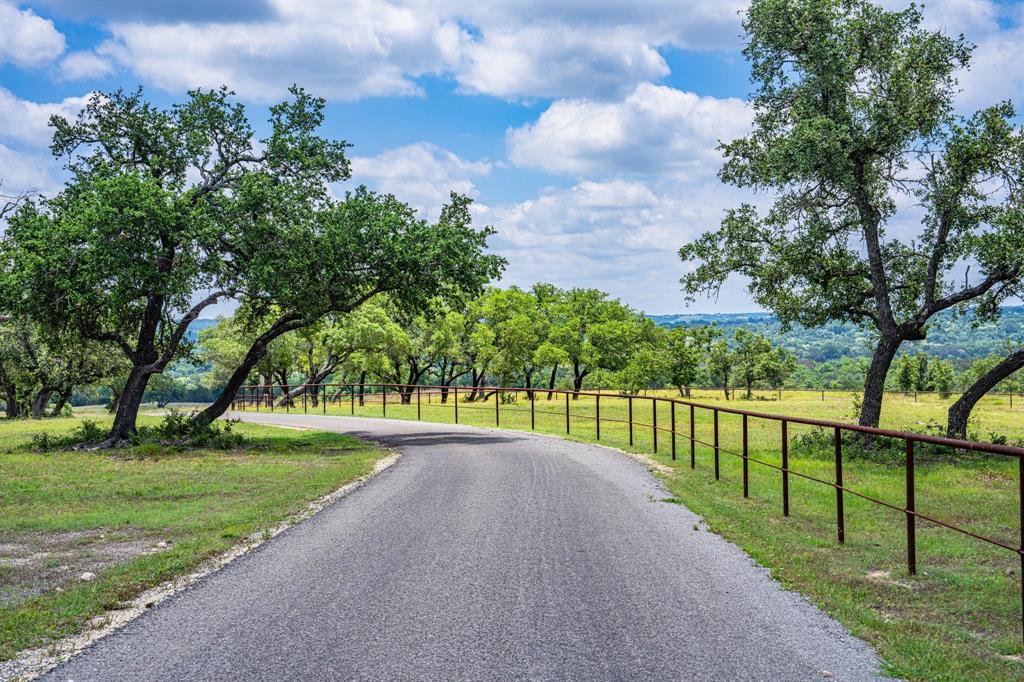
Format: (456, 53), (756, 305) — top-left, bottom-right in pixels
(0, 415), (389, 662)
(251, 386), (1024, 681)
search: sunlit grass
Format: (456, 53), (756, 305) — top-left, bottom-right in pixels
(0, 416), (389, 661)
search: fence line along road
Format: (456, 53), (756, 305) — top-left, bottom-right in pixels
(606, 386), (1021, 407)
(233, 382), (1024, 640)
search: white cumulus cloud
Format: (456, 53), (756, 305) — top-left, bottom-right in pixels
(96, 1), (459, 102)
(0, 1), (66, 68)
(350, 142), (491, 220)
(507, 83), (751, 179)
(0, 87), (90, 147)
(484, 177), (759, 312)
(79, 1), (747, 103)
(0, 143), (63, 196)
(58, 50), (114, 80)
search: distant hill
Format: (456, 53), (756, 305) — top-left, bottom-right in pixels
(185, 318), (220, 342)
(650, 306), (1023, 363)
(187, 307), (1022, 366)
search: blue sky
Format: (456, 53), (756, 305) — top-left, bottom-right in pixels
(1, 0), (1022, 315)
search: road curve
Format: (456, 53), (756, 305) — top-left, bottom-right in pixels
(43, 414), (883, 681)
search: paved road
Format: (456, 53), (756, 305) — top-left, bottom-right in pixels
(44, 414), (883, 681)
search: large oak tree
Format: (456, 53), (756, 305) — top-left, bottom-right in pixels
(678, 0), (1023, 427)
(2, 86), (503, 443)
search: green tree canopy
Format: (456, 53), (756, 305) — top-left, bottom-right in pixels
(2, 85), (352, 443)
(679, 0), (1024, 427)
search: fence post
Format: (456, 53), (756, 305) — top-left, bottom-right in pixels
(530, 389), (535, 430)
(835, 427), (845, 544)
(303, 385), (307, 413)
(781, 420), (790, 516)
(417, 385), (421, 420)
(628, 396), (634, 446)
(454, 385), (459, 424)
(596, 394), (601, 440)
(565, 392), (570, 434)
(742, 414), (749, 498)
(713, 410), (720, 480)
(495, 388), (500, 426)
(350, 385), (354, 415)
(322, 384), (326, 414)
(671, 401), (676, 461)
(652, 399), (658, 454)
(1018, 451), (1023, 642)
(690, 404), (695, 468)
(270, 386), (274, 412)
(905, 438), (916, 575)
(382, 385), (386, 417)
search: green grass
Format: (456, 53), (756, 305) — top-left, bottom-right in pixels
(267, 387), (1024, 681)
(0, 415), (388, 661)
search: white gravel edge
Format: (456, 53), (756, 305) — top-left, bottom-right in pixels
(0, 446), (401, 682)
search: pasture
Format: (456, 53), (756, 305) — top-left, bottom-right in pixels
(0, 416), (388, 663)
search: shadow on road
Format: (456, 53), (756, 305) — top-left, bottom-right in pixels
(344, 430), (527, 449)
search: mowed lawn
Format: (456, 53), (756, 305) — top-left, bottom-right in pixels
(278, 387), (1024, 681)
(0, 415), (388, 662)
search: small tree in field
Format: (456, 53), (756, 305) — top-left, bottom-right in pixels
(679, 0), (1023, 427)
(707, 339), (736, 399)
(666, 326), (720, 396)
(927, 358), (955, 399)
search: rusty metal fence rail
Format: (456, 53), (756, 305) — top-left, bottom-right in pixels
(232, 381), (1024, 638)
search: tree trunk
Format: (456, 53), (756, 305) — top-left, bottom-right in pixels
(276, 371), (291, 407)
(546, 365), (558, 400)
(49, 390), (71, 417)
(276, 364), (336, 407)
(571, 363), (586, 399)
(859, 335), (902, 427)
(948, 348), (1024, 439)
(358, 370), (367, 406)
(106, 367), (154, 443)
(191, 313), (306, 428)
(4, 382), (17, 418)
(31, 388), (54, 419)
(469, 368), (483, 401)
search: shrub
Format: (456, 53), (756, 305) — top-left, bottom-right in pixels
(789, 420), (993, 464)
(140, 409), (245, 449)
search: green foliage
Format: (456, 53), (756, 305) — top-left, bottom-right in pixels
(0, 85), (354, 440)
(665, 326), (719, 394)
(617, 345), (671, 395)
(145, 410), (245, 449)
(927, 358), (955, 398)
(678, 0), (1024, 426)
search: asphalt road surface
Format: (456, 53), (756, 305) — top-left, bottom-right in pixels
(43, 414), (883, 681)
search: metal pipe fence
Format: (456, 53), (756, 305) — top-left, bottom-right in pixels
(233, 381), (1024, 638)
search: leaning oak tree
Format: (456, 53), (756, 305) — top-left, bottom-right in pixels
(948, 343), (1024, 438)
(679, 0), (1023, 427)
(1, 86), (351, 444)
(190, 188), (504, 427)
